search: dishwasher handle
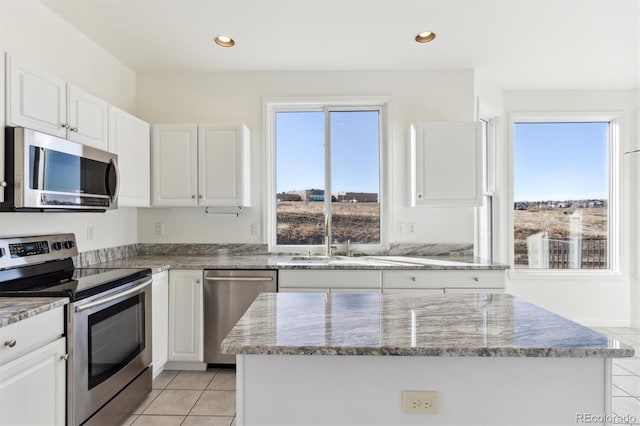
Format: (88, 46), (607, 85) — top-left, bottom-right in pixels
(204, 276), (274, 282)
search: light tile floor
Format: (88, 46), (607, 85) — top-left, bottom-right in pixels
(122, 368), (237, 426)
(594, 327), (640, 426)
(122, 328), (640, 426)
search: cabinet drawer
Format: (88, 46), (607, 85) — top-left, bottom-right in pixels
(382, 288), (445, 295)
(382, 270), (504, 289)
(279, 270), (382, 289)
(444, 288), (505, 294)
(0, 306), (64, 365)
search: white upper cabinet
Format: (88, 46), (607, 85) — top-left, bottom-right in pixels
(67, 85), (109, 150)
(409, 122), (482, 207)
(109, 105), (151, 207)
(152, 124), (251, 207)
(198, 124), (250, 207)
(6, 55), (67, 138)
(6, 55), (109, 150)
(151, 124), (199, 206)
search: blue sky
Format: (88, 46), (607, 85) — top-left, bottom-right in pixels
(514, 122), (609, 202)
(276, 111), (380, 194)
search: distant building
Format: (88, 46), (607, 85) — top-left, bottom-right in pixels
(276, 192), (302, 202)
(335, 192), (378, 203)
(286, 189), (324, 202)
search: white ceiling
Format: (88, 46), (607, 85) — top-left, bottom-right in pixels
(38, 0), (639, 90)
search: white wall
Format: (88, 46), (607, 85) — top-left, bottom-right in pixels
(0, 0), (139, 252)
(136, 70), (476, 244)
(502, 89), (638, 326)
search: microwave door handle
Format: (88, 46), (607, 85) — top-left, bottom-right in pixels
(32, 147), (45, 190)
(107, 158), (120, 202)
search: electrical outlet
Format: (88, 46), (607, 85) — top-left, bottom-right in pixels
(154, 223), (165, 236)
(408, 223), (416, 234)
(86, 225), (94, 241)
(397, 223), (406, 234)
(402, 390), (438, 414)
(251, 223), (259, 236)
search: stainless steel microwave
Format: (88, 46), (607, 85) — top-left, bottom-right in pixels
(1, 127), (119, 212)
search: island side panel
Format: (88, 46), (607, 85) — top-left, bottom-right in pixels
(236, 354), (607, 426)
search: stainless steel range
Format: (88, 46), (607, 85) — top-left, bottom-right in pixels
(0, 233), (152, 426)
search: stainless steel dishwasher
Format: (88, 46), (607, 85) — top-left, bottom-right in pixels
(203, 269), (277, 364)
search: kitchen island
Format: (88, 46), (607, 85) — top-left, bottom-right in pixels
(222, 292), (632, 426)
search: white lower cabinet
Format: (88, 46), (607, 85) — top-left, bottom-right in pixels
(152, 270), (169, 378)
(382, 270), (505, 293)
(0, 307), (66, 426)
(168, 270), (203, 365)
(278, 270), (382, 293)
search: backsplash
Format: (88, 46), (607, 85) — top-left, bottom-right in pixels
(73, 242), (473, 267)
(73, 244), (139, 267)
(137, 244), (269, 256)
(387, 243), (473, 257)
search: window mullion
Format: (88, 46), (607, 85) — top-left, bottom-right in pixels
(324, 107), (332, 249)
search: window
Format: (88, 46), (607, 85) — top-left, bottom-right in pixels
(477, 117), (496, 262)
(268, 100), (385, 251)
(512, 116), (618, 271)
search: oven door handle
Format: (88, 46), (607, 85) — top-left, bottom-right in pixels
(74, 278), (151, 313)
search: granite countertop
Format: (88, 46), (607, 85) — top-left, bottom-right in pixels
(92, 254), (509, 273)
(221, 292), (632, 358)
(0, 297), (68, 328)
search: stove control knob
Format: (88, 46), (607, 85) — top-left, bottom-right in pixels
(64, 241), (75, 249)
(52, 242), (63, 251)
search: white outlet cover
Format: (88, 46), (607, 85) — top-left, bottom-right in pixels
(402, 390), (438, 414)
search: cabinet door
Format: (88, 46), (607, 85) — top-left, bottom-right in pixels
(0, 337), (66, 426)
(198, 124), (250, 207)
(152, 271), (169, 378)
(410, 122), (482, 206)
(6, 55), (66, 137)
(109, 106), (151, 206)
(152, 125), (198, 206)
(67, 85), (109, 150)
(168, 270), (203, 362)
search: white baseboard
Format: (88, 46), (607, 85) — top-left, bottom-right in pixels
(575, 319), (631, 328)
(164, 361), (207, 371)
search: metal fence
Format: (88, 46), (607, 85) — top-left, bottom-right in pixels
(547, 237), (607, 269)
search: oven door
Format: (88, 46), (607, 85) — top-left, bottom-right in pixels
(69, 277), (152, 426)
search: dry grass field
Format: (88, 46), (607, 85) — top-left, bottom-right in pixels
(513, 207), (608, 267)
(276, 201), (380, 244)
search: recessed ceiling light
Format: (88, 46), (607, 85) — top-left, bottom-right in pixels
(214, 35), (235, 47)
(415, 32), (436, 43)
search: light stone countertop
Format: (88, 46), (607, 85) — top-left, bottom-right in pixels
(221, 292), (632, 358)
(0, 297), (68, 328)
(92, 254), (509, 274)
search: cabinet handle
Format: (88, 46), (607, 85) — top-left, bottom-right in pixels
(70, 127), (78, 132)
(191, 195), (196, 199)
(61, 123), (69, 129)
(410, 277), (417, 282)
(4, 339), (16, 348)
(60, 354), (69, 361)
(0, 181), (7, 188)
(196, 279), (201, 284)
(417, 193), (423, 199)
(198, 195), (203, 199)
(473, 277), (479, 282)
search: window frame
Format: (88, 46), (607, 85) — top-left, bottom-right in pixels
(508, 112), (622, 278)
(264, 97), (390, 253)
(475, 102), (499, 262)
